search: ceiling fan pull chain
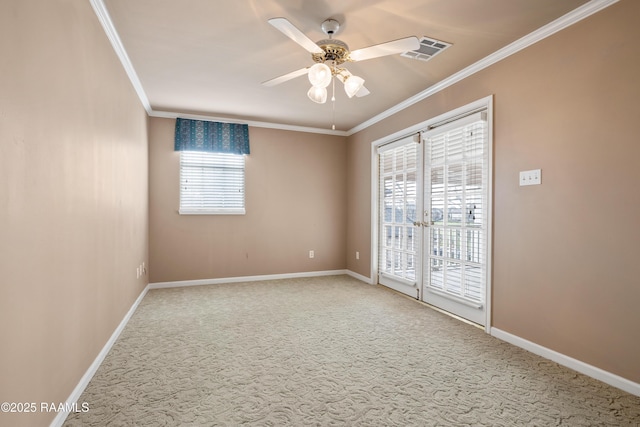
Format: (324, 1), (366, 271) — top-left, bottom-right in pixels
(331, 63), (336, 130)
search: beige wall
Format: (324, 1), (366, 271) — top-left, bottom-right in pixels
(2, 2), (637, 425)
(0, 1), (149, 426)
(347, 0), (640, 383)
(149, 118), (347, 282)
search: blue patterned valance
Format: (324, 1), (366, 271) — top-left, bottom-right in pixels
(174, 118), (250, 155)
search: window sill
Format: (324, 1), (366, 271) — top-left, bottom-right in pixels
(178, 208), (246, 215)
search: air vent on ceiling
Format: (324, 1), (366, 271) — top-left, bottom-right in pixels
(401, 36), (451, 62)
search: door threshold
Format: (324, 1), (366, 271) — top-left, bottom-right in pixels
(377, 284), (483, 330)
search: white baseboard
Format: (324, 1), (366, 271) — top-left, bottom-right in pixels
(50, 284), (150, 427)
(346, 269), (373, 284)
(491, 327), (640, 397)
(149, 269), (349, 289)
(53, 269), (359, 426)
(59, 273), (637, 427)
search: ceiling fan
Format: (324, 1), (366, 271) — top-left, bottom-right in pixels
(263, 17), (420, 105)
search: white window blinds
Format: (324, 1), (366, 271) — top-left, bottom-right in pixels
(179, 151), (245, 215)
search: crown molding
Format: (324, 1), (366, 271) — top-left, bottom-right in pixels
(346, 0), (619, 136)
(90, 0), (346, 136)
(149, 110), (348, 136)
(91, 0), (617, 137)
(89, 0), (152, 114)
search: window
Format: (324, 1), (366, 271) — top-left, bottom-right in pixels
(179, 151), (245, 215)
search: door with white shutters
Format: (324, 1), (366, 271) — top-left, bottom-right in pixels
(422, 112), (489, 325)
(377, 136), (422, 297)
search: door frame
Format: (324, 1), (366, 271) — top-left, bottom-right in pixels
(371, 95), (494, 332)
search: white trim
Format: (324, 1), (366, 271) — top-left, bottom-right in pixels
(484, 96), (494, 332)
(149, 269), (348, 289)
(379, 275), (419, 299)
(423, 110), (486, 135)
(346, 269), (374, 284)
(150, 110), (348, 137)
(380, 272), (417, 288)
(90, 0), (346, 136)
(371, 97), (493, 149)
(346, 0), (618, 135)
(91, 0), (617, 136)
(376, 134), (418, 153)
(50, 284), (150, 427)
(491, 327), (640, 397)
(49, 275), (639, 427)
(178, 208), (246, 215)
(370, 141), (379, 285)
(89, 0), (151, 114)
(425, 288), (483, 309)
(48, 269), (367, 426)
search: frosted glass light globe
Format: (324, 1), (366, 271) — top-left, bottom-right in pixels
(307, 86), (327, 104)
(344, 75), (365, 98)
(308, 63), (332, 88)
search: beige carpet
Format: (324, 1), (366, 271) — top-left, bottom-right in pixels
(64, 275), (640, 426)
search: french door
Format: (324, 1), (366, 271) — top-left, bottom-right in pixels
(378, 111), (490, 326)
(422, 111), (488, 325)
(378, 135), (422, 298)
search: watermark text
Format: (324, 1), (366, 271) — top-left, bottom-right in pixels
(1, 402), (89, 413)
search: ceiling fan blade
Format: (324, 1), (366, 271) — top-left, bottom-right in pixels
(268, 17), (324, 55)
(261, 67), (309, 87)
(349, 36), (420, 62)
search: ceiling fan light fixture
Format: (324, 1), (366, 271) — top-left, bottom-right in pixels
(308, 63), (332, 88)
(265, 16), (417, 126)
(344, 75), (365, 98)
(307, 85), (327, 104)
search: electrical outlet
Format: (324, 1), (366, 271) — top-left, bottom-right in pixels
(519, 169), (541, 186)
(356, 251), (360, 260)
(309, 250), (314, 259)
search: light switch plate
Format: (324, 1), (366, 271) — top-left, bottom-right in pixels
(520, 169), (541, 186)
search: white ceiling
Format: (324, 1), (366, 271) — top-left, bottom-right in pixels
(99, 0), (592, 133)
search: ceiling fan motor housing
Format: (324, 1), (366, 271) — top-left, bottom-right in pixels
(313, 19), (350, 65)
(313, 39), (350, 64)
